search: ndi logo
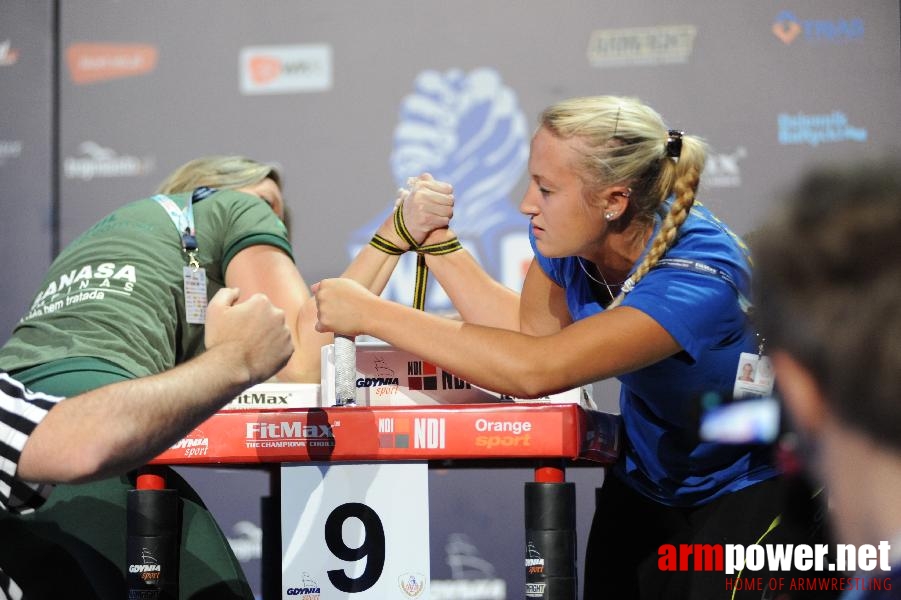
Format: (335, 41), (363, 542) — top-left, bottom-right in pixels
(350, 68), (531, 312)
(772, 11), (864, 45)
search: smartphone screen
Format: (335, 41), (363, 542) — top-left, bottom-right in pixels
(698, 394), (781, 444)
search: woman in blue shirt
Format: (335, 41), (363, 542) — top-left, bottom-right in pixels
(313, 96), (823, 598)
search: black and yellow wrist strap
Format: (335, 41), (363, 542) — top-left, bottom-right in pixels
(369, 203), (461, 310)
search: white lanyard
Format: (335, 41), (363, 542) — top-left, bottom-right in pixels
(153, 187), (216, 324)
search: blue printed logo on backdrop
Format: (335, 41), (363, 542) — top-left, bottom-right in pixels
(777, 111), (868, 147)
(349, 68), (531, 312)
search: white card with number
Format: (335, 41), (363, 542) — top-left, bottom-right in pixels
(281, 462), (430, 599)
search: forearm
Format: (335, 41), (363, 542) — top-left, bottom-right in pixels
(341, 242), (403, 295)
(344, 177), (455, 294)
(363, 298), (567, 397)
(358, 298), (679, 399)
(287, 297), (335, 383)
(425, 249), (521, 329)
(225, 245), (311, 382)
(279, 217), (407, 382)
(18, 346), (253, 483)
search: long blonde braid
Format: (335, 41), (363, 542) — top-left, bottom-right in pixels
(609, 145), (704, 308)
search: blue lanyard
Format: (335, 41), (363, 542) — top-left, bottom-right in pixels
(623, 257), (753, 315)
(153, 187), (215, 265)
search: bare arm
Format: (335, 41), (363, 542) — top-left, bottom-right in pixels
(18, 288), (292, 483)
(313, 278), (681, 398)
(421, 228), (522, 329)
(226, 245), (314, 381)
(422, 250), (572, 334)
(282, 176), (458, 377)
(347, 175), (455, 292)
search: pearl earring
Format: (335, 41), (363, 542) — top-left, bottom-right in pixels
(605, 211), (615, 220)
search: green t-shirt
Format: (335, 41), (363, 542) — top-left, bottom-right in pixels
(0, 189), (293, 377)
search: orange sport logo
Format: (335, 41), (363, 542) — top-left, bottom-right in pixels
(66, 43), (158, 84)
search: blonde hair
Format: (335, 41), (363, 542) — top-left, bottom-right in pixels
(155, 155), (281, 194)
(539, 96), (707, 307)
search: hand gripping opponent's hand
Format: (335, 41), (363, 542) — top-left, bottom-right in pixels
(312, 278), (377, 338)
(397, 173), (455, 247)
(204, 288), (293, 384)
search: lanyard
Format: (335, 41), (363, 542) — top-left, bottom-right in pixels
(622, 256), (763, 354)
(153, 186), (215, 270)
(622, 257), (754, 316)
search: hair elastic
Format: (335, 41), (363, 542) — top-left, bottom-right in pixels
(666, 130), (684, 158)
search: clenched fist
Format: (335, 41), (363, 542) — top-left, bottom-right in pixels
(204, 288), (293, 384)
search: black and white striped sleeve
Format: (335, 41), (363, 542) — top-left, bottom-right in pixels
(0, 569), (24, 600)
(0, 370), (62, 514)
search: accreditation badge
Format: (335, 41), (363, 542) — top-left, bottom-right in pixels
(183, 266), (208, 324)
(732, 352), (775, 400)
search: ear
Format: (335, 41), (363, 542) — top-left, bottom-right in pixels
(601, 185), (632, 220)
(771, 350), (828, 435)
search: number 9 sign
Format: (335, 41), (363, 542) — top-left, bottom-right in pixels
(281, 462), (431, 599)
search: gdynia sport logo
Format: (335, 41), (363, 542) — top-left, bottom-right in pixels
(658, 541), (894, 593)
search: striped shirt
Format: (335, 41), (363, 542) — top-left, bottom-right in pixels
(1, 370), (62, 600)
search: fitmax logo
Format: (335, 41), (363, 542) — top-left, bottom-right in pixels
(246, 422), (333, 439)
(234, 393), (289, 405)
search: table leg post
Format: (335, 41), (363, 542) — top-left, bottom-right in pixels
(262, 464), (282, 600)
(524, 460), (577, 600)
(127, 465), (180, 599)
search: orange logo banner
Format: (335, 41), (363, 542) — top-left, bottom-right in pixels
(66, 43), (158, 84)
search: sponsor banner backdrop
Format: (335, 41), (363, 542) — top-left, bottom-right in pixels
(1, 1), (899, 597)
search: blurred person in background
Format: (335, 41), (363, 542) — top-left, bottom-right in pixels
(754, 158), (901, 600)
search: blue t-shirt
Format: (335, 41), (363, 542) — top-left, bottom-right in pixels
(531, 201), (778, 506)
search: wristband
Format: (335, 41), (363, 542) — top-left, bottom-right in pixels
(371, 202), (463, 310)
